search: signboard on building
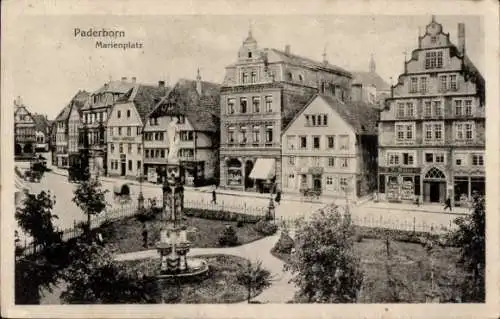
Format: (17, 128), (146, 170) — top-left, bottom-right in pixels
(379, 167), (420, 175)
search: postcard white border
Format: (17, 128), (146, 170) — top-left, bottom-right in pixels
(1, 0), (499, 318)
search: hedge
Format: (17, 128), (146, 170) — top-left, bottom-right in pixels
(183, 208), (262, 224)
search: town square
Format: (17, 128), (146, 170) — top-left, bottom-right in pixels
(8, 14), (486, 307)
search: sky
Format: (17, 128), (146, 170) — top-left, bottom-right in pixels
(3, 14), (484, 120)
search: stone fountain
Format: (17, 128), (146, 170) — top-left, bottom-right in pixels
(155, 119), (208, 279)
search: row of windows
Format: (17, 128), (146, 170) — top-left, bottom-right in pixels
(109, 143), (141, 154)
(109, 126), (141, 137)
(227, 96), (273, 114)
(84, 111), (107, 125)
(286, 156), (350, 168)
(396, 99), (473, 118)
(227, 126), (273, 144)
(394, 121), (476, 142)
(385, 152), (484, 167)
(286, 174), (351, 191)
(286, 135), (349, 151)
(109, 160), (141, 171)
(304, 114), (328, 127)
(144, 132), (165, 141)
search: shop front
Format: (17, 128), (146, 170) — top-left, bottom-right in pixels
(181, 160), (205, 186)
(378, 166), (421, 202)
(226, 158), (243, 188)
(453, 168), (485, 206)
(249, 158), (276, 193)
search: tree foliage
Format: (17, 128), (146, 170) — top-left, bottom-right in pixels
(449, 193), (485, 302)
(14, 190), (69, 304)
(284, 204), (363, 303)
(15, 190), (60, 250)
(72, 177), (108, 238)
(61, 242), (153, 304)
(236, 260), (273, 303)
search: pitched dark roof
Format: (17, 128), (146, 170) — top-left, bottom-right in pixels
(93, 80), (136, 94)
(115, 84), (168, 123)
(281, 92), (316, 130)
(320, 95), (379, 135)
(32, 114), (50, 133)
(268, 48), (352, 77)
(55, 104), (72, 122)
(148, 79), (221, 132)
(352, 71), (390, 91)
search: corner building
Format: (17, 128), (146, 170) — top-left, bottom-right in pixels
(378, 17), (485, 206)
(220, 30), (352, 193)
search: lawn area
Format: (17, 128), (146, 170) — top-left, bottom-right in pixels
(273, 238), (464, 303)
(99, 215), (266, 253)
(118, 254), (254, 303)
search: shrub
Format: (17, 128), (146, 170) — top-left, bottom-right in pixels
(273, 230), (294, 254)
(354, 232), (364, 243)
(236, 217), (244, 228)
(218, 225), (239, 247)
(184, 208), (260, 224)
(254, 220), (278, 236)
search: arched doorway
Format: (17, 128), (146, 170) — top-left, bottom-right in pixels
(423, 167), (446, 203)
(244, 160), (254, 190)
(15, 144), (22, 155)
(226, 158), (242, 187)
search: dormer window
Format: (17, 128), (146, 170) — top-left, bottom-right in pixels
(286, 72), (293, 81)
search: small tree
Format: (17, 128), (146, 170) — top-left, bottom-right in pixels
(72, 177), (108, 241)
(284, 204), (363, 303)
(236, 260), (273, 303)
(61, 242), (152, 304)
(15, 190), (60, 251)
(449, 193), (485, 302)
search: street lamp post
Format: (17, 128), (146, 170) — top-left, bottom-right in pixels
(138, 127), (145, 211)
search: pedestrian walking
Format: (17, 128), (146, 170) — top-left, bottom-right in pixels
(212, 188), (217, 204)
(275, 191), (281, 205)
(142, 225), (149, 248)
(443, 197), (452, 211)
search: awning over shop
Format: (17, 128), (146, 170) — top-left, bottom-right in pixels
(249, 158), (275, 180)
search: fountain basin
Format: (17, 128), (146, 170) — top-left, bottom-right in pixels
(156, 257), (209, 279)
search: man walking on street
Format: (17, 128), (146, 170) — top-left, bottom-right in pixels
(212, 188), (217, 204)
(443, 197), (452, 211)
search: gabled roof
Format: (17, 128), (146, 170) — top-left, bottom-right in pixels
(115, 84), (168, 123)
(55, 90), (90, 122)
(148, 78), (221, 132)
(283, 94), (379, 135)
(93, 80), (136, 95)
(267, 48), (352, 77)
(352, 71), (390, 91)
(32, 114), (50, 133)
(55, 104), (71, 122)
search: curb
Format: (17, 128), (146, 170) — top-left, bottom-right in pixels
(360, 204), (469, 216)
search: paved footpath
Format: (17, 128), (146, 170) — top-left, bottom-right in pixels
(116, 233), (295, 303)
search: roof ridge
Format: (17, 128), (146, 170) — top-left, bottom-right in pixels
(269, 48), (351, 75)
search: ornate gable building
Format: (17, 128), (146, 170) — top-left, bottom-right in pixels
(14, 96), (36, 156)
(144, 74), (220, 186)
(378, 17), (485, 206)
(220, 30), (353, 193)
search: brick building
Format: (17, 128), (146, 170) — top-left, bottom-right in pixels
(219, 29), (352, 193)
(378, 17), (485, 206)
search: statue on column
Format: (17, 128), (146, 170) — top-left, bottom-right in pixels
(167, 117), (181, 164)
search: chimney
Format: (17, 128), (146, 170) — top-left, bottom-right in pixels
(121, 76), (127, 82)
(196, 68), (202, 96)
(458, 23), (466, 56)
(158, 80), (165, 88)
(131, 77), (137, 83)
(15, 96), (22, 106)
(285, 44), (291, 54)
